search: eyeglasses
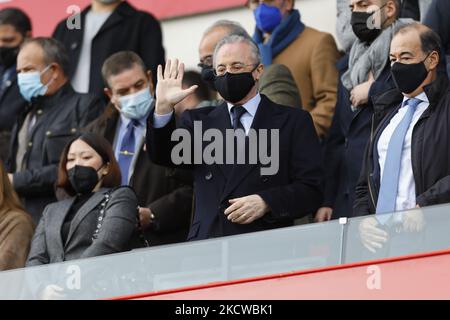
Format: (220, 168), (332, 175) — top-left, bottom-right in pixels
(214, 63), (258, 77)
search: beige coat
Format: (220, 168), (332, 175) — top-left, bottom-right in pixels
(273, 27), (340, 138)
(0, 209), (34, 271)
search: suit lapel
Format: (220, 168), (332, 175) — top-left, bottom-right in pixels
(64, 189), (108, 248)
(52, 197), (76, 254)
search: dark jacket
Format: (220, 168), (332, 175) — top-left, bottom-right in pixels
(147, 95), (323, 241)
(84, 105), (193, 246)
(26, 187), (138, 266)
(7, 82), (104, 223)
(322, 55), (396, 219)
(52, 1), (165, 98)
(0, 66), (27, 162)
(353, 75), (450, 216)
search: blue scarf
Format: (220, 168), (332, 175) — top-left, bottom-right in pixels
(253, 10), (305, 66)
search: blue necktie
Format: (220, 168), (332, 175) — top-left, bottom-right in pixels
(376, 98), (422, 223)
(118, 120), (138, 185)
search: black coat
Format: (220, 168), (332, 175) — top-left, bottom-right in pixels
(0, 68), (27, 162)
(146, 95), (323, 241)
(7, 82), (104, 223)
(84, 105), (193, 246)
(354, 75), (450, 216)
(322, 55), (396, 219)
(52, 1), (165, 98)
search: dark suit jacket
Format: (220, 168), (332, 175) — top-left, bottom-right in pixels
(26, 187), (138, 266)
(7, 83), (104, 223)
(354, 75), (450, 216)
(53, 1), (165, 98)
(0, 68), (27, 162)
(84, 105), (193, 246)
(146, 94), (323, 241)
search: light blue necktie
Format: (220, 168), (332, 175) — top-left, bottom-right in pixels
(376, 98), (422, 223)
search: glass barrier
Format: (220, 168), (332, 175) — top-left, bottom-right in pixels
(0, 219), (343, 299)
(343, 204), (450, 264)
(1, 203), (450, 299)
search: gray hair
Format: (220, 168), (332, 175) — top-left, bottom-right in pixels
(213, 35), (261, 68)
(203, 20), (251, 39)
(22, 37), (70, 76)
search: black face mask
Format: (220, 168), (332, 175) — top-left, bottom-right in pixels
(351, 9), (384, 43)
(391, 56), (430, 94)
(214, 67), (257, 104)
(200, 65), (217, 92)
(0, 46), (19, 68)
(68, 165), (103, 195)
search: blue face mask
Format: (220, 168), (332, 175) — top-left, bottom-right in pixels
(17, 65), (53, 102)
(254, 3), (283, 33)
(118, 88), (153, 120)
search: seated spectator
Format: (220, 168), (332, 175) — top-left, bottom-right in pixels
(53, 0), (165, 98)
(26, 133), (138, 266)
(0, 159), (34, 271)
(176, 70), (212, 112)
(7, 37), (104, 223)
(84, 51), (193, 247)
(248, 0), (339, 138)
(0, 8), (31, 162)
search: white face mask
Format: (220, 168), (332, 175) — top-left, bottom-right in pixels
(17, 65), (53, 102)
(117, 87), (153, 120)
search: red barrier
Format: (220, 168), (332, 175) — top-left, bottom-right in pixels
(0, 0), (246, 36)
(112, 248), (450, 300)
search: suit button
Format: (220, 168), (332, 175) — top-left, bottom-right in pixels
(28, 142), (33, 147)
(71, 128), (77, 134)
(36, 109), (43, 115)
(46, 131), (52, 136)
(71, 42), (78, 50)
(344, 138), (348, 148)
(205, 172), (213, 180)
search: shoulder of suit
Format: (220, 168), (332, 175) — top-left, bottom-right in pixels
(263, 95), (310, 120)
(108, 186), (138, 200)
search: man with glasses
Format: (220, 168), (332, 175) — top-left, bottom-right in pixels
(146, 35), (323, 240)
(248, 0), (339, 139)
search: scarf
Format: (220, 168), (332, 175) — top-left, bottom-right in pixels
(342, 18), (414, 91)
(253, 9), (305, 66)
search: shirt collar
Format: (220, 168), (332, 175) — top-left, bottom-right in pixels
(227, 93), (261, 117)
(119, 111), (148, 128)
(402, 91), (429, 106)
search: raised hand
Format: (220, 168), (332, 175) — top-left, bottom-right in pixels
(155, 59), (198, 115)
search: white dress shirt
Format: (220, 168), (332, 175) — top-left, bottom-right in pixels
(153, 93), (262, 135)
(377, 92), (430, 212)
